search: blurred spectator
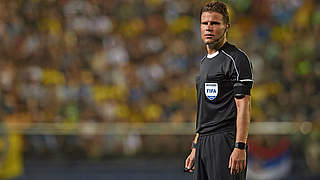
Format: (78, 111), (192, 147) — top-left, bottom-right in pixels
(0, 115), (23, 179)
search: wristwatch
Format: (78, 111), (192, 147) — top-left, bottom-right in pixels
(191, 142), (197, 149)
(234, 142), (247, 150)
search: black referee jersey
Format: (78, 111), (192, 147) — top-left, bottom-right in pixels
(195, 42), (253, 135)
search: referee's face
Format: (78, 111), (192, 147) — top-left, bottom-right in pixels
(200, 12), (227, 45)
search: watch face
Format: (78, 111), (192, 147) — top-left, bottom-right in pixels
(192, 142), (197, 149)
(235, 142), (246, 149)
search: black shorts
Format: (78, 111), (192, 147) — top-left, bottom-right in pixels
(193, 132), (247, 180)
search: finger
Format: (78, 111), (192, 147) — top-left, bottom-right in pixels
(239, 160), (244, 172)
(235, 161), (240, 174)
(231, 167), (237, 175)
(188, 158), (195, 169)
(185, 157), (190, 168)
(188, 160), (194, 169)
(230, 159), (234, 175)
(232, 160), (238, 175)
(188, 163), (195, 173)
(185, 158), (188, 168)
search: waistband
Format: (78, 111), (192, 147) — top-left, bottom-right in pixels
(197, 120), (236, 137)
(198, 126), (235, 137)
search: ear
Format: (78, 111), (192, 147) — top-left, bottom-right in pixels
(226, 23), (230, 29)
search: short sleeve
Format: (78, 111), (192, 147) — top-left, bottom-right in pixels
(231, 52), (253, 94)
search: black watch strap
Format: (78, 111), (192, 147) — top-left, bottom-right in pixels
(234, 142), (247, 150)
(191, 142), (197, 149)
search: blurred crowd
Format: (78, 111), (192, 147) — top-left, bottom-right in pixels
(0, 0), (319, 126)
(0, 0), (319, 178)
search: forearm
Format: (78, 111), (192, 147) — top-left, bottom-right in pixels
(235, 95), (251, 143)
(193, 133), (199, 144)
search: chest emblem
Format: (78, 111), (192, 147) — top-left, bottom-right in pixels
(205, 83), (218, 100)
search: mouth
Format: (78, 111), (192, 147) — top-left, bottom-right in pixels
(204, 35), (215, 39)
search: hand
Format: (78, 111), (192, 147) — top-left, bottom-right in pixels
(185, 149), (196, 173)
(228, 148), (246, 175)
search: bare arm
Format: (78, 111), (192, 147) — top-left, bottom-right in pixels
(185, 133), (199, 172)
(235, 95), (251, 143)
(193, 133), (199, 144)
(229, 95), (251, 175)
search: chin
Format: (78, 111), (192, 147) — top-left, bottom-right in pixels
(205, 41), (216, 45)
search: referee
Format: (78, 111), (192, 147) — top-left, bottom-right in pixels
(185, 1), (253, 180)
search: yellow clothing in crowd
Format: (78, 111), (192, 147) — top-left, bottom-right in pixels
(0, 133), (23, 179)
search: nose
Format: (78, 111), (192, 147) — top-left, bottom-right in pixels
(206, 25), (213, 32)
(206, 23), (214, 31)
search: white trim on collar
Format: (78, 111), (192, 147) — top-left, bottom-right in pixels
(207, 51), (219, 58)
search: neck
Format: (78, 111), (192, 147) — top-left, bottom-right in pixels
(206, 38), (227, 54)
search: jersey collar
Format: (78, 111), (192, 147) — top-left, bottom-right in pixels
(206, 42), (230, 59)
(207, 51), (219, 58)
